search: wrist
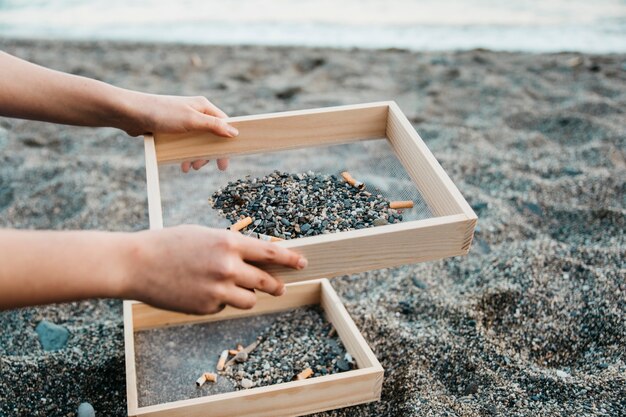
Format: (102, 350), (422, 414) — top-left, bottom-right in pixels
(112, 88), (153, 136)
(106, 231), (143, 300)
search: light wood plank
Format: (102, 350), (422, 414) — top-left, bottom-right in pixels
(132, 280), (322, 331)
(320, 280), (382, 373)
(143, 135), (163, 230)
(124, 300), (140, 415)
(153, 102), (390, 164)
(386, 101), (477, 220)
(263, 214), (472, 283)
(131, 368), (382, 417)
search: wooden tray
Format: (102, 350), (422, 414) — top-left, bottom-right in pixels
(124, 279), (383, 416)
(143, 101), (477, 283)
(124, 101), (476, 416)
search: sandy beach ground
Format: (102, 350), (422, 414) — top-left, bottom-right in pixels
(0, 39), (624, 416)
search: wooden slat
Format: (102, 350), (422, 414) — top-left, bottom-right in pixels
(153, 102), (389, 164)
(131, 368), (382, 417)
(132, 280), (322, 331)
(262, 214), (472, 283)
(124, 300), (139, 415)
(386, 101), (477, 220)
(320, 280), (382, 373)
(143, 135), (163, 230)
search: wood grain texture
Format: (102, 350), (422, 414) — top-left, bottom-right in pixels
(320, 280), (382, 373)
(131, 369), (382, 417)
(124, 300), (139, 414)
(262, 214), (473, 283)
(386, 102), (477, 220)
(143, 135), (164, 230)
(132, 280), (322, 331)
(153, 102), (389, 164)
(127, 279), (383, 417)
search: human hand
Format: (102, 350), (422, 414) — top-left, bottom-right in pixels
(125, 94), (235, 172)
(123, 225), (307, 314)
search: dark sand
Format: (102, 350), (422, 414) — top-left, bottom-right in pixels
(0, 39), (624, 416)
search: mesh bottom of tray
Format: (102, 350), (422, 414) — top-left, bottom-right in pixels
(159, 138), (432, 229)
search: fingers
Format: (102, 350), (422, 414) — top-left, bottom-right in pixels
(237, 235), (307, 270)
(194, 114), (239, 138)
(196, 97), (228, 119)
(192, 160), (209, 170)
(221, 283), (257, 310)
(181, 159), (226, 172)
(232, 261), (285, 296)
(217, 158), (229, 171)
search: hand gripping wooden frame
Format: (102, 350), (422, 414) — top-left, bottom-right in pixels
(124, 101), (476, 416)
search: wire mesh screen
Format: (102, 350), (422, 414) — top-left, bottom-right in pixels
(158, 138), (432, 235)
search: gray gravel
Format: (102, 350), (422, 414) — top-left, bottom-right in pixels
(222, 306), (354, 390)
(210, 170), (403, 239)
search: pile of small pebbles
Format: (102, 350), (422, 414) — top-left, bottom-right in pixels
(222, 306), (355, 389)
(210, 171), (403, 239)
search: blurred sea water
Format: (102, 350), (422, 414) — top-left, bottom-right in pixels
(0, 0), (625, 52)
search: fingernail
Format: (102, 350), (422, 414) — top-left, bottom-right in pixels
(278, 286), (287, 296)
(297, 257), (308, 270)
(227, 125), (239, 137)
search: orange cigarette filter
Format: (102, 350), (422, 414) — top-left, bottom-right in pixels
(230, 216), (253, 232)
(341, 171), (365, 190)
(196, 372), (217, 386)
(228, 349), (239, 356)
(390, 200), (414, 209)
(296, 368), (314, 380)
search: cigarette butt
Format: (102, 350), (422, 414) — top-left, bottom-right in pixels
(341, 171), (365, 190)
(259, 233), (284, 242)
(327, 327), (336, 338)
(229, 349), (239, 355)
(217, 349), (229, 371)
(229, 216), (253, 232)
(225, 339), (260, 368)
(204, 372), (217, 383)
(251, 232), (284, 242)
(196, 374), (207, 387)
(237, 344), (244, 352)
(296, 368), (313, 380)
(390, 200), (414, 209)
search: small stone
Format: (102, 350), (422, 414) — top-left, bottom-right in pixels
(555, 370), (569, 378)
(77, 402), (95, 417)
(412, 277), (428, 289)
(373, 218), (389, 227)
(235, 351), (248, 363)
(336, 359), (351, 371)
(35, 320), (70, 351)
(241, 378), (254, 389)
(464, 382), (479, 395)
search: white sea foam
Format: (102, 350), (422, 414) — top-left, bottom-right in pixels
(0, 0), (624, 52)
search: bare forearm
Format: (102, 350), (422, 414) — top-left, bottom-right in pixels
(0, 229), (133, 309)
(0, 51), (144, 132)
